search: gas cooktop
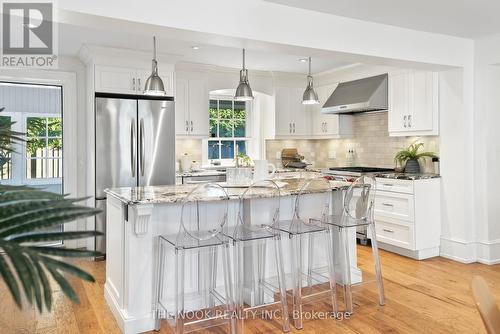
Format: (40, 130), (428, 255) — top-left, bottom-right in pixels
(325, 166), (394, 177)
(329, 166), (394, 173)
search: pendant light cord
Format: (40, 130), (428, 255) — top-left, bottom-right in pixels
(242, 48), (246, 70)
(153, 36), (157, 60)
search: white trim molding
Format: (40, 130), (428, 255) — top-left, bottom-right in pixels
(440, 237), (500, 265)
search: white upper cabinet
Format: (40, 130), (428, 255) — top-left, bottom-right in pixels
(94, 65), (138, 95)
(388, 70), (439, 136)
(273, 86), (311, 138)
(175, 75), (209, 137)
(95, 65), (175, 96)
(311, 84), (353, 138)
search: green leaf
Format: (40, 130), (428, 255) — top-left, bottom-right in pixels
(23, 253), (43, 312)
(0, 254), (21, 308)
(1, 244), (34, 305)
(29, 246), (102, 258)
(30, 256), (52, 311)
(45, 265), (79, 304)
(11, 231), (101, 243)
(41, 256), (95, 282)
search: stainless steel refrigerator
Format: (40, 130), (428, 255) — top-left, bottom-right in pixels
(94, 93), (175, 258)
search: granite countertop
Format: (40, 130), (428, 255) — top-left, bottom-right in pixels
(375, 173), (440, 180)
(105, 178), (350, 205)
(176, 170), (226, 177)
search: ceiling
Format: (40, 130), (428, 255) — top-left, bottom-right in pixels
(59, 20), (354, 74)
(266, 0), (500, 39)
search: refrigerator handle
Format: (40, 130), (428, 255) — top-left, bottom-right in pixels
(131, 120), (136, 177)
(139, 118), (145, 177)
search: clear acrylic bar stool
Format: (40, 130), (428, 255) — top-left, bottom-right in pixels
(274, 177), (338, 330)
(225, 179), (290, 334)
(320, 176), (385, 313)
(154, 183), (236, 334)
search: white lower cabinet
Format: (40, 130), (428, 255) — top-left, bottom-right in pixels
(374, 177), (441, 260)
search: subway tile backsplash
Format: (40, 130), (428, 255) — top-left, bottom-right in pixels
(266, 112), (439, 172)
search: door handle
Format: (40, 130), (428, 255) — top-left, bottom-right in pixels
(139, 118), (145, 177)
(185, 120), (189, 132)
(190, 120), (194, 132)
(293, 123), (296, 133)
(289, 123), (292, 133)
(408, 115), (412, 128)
(131, 120), (136, 177)
(132, 78), (136, 91)
(403, 115), (407, 128)
(137, 78), (141, 91)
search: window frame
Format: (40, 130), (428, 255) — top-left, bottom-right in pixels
(25, 113), (63, 182)
(203, 95), (252, 166)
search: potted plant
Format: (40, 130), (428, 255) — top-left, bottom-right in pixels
(394, 142), (438, 173)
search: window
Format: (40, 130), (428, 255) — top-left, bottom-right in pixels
(208, 98), (248, 162)
(26, 116), (62, 179)
(0, 115), (12, 180)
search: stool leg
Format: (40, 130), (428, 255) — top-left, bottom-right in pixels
(341, 227), (353, 313)
(369, 223), (385, 306)
(222, 243), (236, 334)
(290, 234), (303, 329)
(234, 241), (244, 334)
(175, 248), (185, 334)
(154, 238), (163, 331)
(274, 235), (290, 332)
(209, 246), (218, 309)
(307, 233), (314, 289)
(257, 239), (267, 305)
(325, 227), (339, 316)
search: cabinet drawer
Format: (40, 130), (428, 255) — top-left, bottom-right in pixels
(375, 220), (414, 250)
(376, 178), (414, 194)
(374, 191), (414, 222)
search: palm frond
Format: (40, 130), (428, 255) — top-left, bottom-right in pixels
(0, 185), (101, 311)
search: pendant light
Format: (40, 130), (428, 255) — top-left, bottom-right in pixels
(234, 48), (254, 101)
(302, 57), (319, 105)
(144, 36), (166, 96)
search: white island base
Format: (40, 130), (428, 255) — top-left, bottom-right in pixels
(104, 185), (360, 334)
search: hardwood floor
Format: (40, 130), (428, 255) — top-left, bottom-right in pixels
(1, 246), (499, 334)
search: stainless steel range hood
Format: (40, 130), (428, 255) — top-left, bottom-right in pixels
(322, 74), (388, 114)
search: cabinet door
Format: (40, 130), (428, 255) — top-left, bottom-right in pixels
(275, 87), (293, 136)
(388, 71), (409, 132)
(291, 87), (310, 136)
(175, 78), (189, 135)
(95, 65), (137, 94)
(410, 71), (435, 131)
(187, 79), (209, 136)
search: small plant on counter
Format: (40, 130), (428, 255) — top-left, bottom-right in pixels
(235, 153), (252, 167)
(394, 141), (437, 173)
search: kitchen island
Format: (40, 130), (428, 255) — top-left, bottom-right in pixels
(104, 178), (359, 334)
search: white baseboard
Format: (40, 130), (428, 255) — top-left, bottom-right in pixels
(440, 237), (500, 264)
(104, 282), (156, 334)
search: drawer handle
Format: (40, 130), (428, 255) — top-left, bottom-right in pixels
(382, 203), (394, 207)
(383, 183), (394, 187)
(382, 228), (395, 233)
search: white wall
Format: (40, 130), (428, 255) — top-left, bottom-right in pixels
(472, 34), (500, 264)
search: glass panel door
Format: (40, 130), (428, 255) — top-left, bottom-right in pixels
(0, 81), (63, 238)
